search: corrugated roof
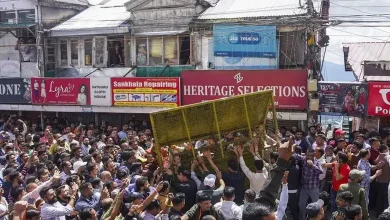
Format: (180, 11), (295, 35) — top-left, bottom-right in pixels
(198, 0), (310, 20)
(102, 0), (129, 6)
(50, 5), (130, 33)
(343, 42), (390, 81)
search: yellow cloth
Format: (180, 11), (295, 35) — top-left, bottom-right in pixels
(49, 142), (71, 155)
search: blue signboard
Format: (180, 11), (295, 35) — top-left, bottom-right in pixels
(213, 25), (277, 58)
(213, 25), (278, 70)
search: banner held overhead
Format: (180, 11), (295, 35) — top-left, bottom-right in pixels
(150, 90), (275, 162)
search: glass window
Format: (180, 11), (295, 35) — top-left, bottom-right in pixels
(149, 37), (163, 65)
(45, 39), (56, 71)
(108, 37), (124, 67)
(94, 38), (105, 66)
(179, 36), (190, 65)
(60, 40), (68, 66)
(0, 11), (16, 24)
(164, 36), (178, 65)
(70, 40), (78, 66)
(84, 39), (92, 66)
(136, 38), (147, 65)
(18, 9), (35, 24)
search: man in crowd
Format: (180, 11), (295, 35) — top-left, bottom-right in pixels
(5, 113), (390, 220)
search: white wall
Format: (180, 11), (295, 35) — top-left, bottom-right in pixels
(0, 34), (19, 61)
(0, 0), (36, 11)
(41, 6), (82, 29)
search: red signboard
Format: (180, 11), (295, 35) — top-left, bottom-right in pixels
(111, 77), (180, 107)
(31, 78), (91, 105)
(368, 82), (390, 116)
(182, 70), (308, 110)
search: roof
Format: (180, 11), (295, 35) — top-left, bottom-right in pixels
(54, 0), (89, 6)
(198, 0), (312, 20)
(343, 42), (390, 81)
(50, 4), (131, 36)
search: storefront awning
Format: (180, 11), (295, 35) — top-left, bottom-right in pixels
(0, 23), (35, 29)
(134, 30), (188, 36)
(50, 5), (131, 37)
(0, 105), (168, 114)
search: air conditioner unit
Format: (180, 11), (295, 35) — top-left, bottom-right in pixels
(309, 99), (319, 111)
(308, 79), (318, 92)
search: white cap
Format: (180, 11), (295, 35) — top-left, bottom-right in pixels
(73, 161), (87, 173)
(203, 174), (216, 188)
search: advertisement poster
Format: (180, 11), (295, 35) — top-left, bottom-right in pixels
(368, 82), (390, 116)
(213, 25), (278, 69)
(181, 70), (307, 110)
(318, 82), (368, 116)
(31, 78), (91, 105)
(90, 78), (111, 106)
(111, 77), (180, 107)
(0, 78), (31, 104)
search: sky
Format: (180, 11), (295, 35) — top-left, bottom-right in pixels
(323, 0), (390, 81)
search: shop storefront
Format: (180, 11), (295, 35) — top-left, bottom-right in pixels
(181, 69), (309, 128)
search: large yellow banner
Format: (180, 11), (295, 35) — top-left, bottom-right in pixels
(150, 90), (277, 160)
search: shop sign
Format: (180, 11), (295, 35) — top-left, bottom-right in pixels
(213, 25), (278, 69)
(364, 61), (390, 76)
(31, 78), (91, 105)
(111, 77), (180, 107)
(318, 82), (368, 116)
(368, 82), (390, 116)
(0, 78), (31, 104)
(181, 70), (307, 110)
(90, 78), (111, 106)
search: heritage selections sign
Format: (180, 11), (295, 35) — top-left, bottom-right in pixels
(111, 77), (180, 107)
(181, 70), (308, 110)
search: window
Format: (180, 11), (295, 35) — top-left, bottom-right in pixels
(108, 37), (124, 67)
(149, 37), (163, 65)
(135, 35), (191, 66)
(18, 10), (35, 24)
(94, 37), (106, 67)
(179, 36), (190, 65)
(0, 11), (16, 24)
(45, 39), (57, 71)
(60, 40), (68, 66)
(164, 37), (177, 64)
(70, 40), (78, 66)
(136, 38), (147, 65)
(84, 39), (92, 66)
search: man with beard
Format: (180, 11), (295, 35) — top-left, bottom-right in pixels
(75, 182), (107, 211)
(56, 184), (79, 220)
(40, 184), (77, 220)
(8, 170), (23, 202)
(80, 137), (91, 156)
(305, 126), (317, 147)
(338, 169), (369, 220)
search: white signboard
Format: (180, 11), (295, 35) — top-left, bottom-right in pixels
(90, 78), (111, 106)
(0, 61), (20, 77)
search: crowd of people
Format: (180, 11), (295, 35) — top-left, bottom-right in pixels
(0, 113), (390, 220)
